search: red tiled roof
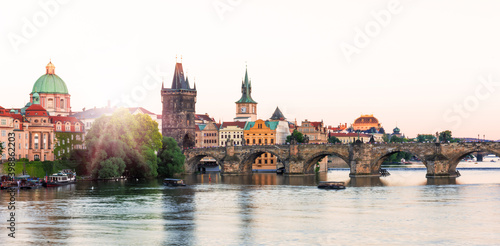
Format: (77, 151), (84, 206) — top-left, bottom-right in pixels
(50, 116), (82, 124)
(221, 121), (246, 129)
(195, 114), (214, 122)
(25, 104), (48, 116)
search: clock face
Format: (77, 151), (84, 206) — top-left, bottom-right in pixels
(241, 106), (246, 113)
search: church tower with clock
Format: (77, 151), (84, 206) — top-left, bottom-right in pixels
(234, 66), (257, 121)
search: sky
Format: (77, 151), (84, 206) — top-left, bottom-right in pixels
(1, 0), (500, 139)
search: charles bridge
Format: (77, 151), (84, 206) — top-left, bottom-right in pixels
(183, 142), (500, 178)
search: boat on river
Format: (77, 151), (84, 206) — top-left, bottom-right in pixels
(317, 181), (346, 190)
(0, 181), (18, 189)
(43, 171), (76, 187)
(163, 178), (186, 187)
(19, 179), (43, 189)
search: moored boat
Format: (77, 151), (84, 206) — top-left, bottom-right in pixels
(43, 172), (76, 187)
(163, 178), (186, 187)
(318, 181), (346, 190)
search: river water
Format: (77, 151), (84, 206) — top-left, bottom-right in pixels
(1, 162), (500, 245)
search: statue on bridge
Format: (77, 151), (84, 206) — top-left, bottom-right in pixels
(303, 135), (309, 144)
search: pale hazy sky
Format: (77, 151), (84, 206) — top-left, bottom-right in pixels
(1, 0), (500, 139)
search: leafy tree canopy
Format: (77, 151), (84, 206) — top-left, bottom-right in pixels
(85, 109), (162, 179)
(328, 136), (341, 144)
(157, 137), (185, 177)
(286, 130), (305, 143)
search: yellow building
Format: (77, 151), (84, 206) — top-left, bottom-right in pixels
(244, 119), (278, 171)
(352, 114), (382, 131)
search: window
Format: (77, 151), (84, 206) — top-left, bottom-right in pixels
(271, 139), (274, 144)
(34, 154), (40, 160)
(65, 124), (70, 131)
(34, 134), (39, 149)
(258, 139), (262, 144)
(57, 124), (61, 131)
(48, 98), (54, 108)
(1, 130), (5, 136)
(265, 160), (268, 164)
(252, 139), (255, 144)
(271, 160), (274, 164)
(19, 143), (21, 149)
(60, 99), (65, 109)
(1, 119), (6, 125)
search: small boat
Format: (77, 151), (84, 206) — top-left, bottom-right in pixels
(318, 181), (346, 190)
(163, 178), (186, 187)
(0, 181), (18, 190)
(43, 172), (75, 187)
(19, 179), (43, 189)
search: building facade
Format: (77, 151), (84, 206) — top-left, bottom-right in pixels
(329, 132), (373, 144)
(296, 120), (328, 144)
(235, 67), (257, 122)
(195, 122), (219, 148)
(161, 62), (197, 148)
(244, 119), (278, 171)
(51, 116), (85, 159)
(219, 121), (246, 146)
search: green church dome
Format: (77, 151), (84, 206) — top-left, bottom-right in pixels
(31, 62), (69, 94)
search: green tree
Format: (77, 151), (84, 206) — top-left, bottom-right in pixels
(286, 130), (304, 143)
(328, 136), (341, 144)
(389, 135), (408, 143)
(85, 109), (163, 179)
(0, 142), (4, 157)
(439, 130), (453, 143)
(382, 134), (389, 143)
(157, 137), (185, 177)
(417, 134), (436, 143)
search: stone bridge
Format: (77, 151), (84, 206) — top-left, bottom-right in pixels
(183, 142), (500, 178)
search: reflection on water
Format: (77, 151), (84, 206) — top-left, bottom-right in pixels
(1, 167), (500, 245)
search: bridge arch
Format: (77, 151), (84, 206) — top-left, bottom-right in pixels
(370, 148), (427, 173)
(448, 147), (500, 172)
(185, 154), (224, 173)
(240, 149), (285, 172)
(304, 151), (350, 174)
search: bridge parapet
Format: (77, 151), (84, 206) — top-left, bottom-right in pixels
(182, 142), (500, 178)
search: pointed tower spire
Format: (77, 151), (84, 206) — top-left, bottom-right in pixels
(236, 65), (257, 104)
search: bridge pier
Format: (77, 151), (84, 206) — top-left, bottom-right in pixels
(425, 156), (457, 178)
(349, 160), (380, 177)
(219, 161), (252, 175)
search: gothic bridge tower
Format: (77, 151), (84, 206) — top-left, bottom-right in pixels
(161, 61), (197, 148)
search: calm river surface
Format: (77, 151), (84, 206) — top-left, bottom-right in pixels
(2, 162), (500, 245)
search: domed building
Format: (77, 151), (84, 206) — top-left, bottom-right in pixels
(30, 61), (71, 116)
(352, 114), (382, 131)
